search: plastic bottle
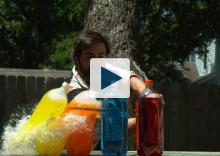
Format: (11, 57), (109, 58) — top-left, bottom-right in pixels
(22, 85), (68, 131)
(34, 83), (68, 155)
(136, 80), (164, 156)
(9, 83), (68, 156)
(101, 98), (128, 156)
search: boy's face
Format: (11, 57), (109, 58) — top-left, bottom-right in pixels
(78, 42), (107, 83)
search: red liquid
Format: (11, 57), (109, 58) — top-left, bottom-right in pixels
(136, 95), (164, 156)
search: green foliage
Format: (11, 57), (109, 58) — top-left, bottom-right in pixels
(39, 33), (76, 70)
(1, 0), (220, 81)
(0, 0), (88, 69)
(137, 0), (220, 81)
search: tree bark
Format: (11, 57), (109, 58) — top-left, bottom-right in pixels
(84, 0), (147, 149)
(84, 0), (147, 79)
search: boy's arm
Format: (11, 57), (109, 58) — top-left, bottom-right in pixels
(128, 75), (146, 136)
(130, 76), (146, 95)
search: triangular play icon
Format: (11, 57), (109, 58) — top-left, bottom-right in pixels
(101, 67), (122, 89)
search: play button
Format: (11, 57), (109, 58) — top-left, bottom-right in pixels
(90, 58), (130, 98)
(101, 67), (122, 89)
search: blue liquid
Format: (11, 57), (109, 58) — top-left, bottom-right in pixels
(101, 98), (128, 156)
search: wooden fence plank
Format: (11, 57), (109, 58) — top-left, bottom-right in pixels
(189, 84), (202, 150)
(206, 85), (218, 150)
(188, 84), (195, 150)
(165, 82), (181, 150)
(197, 84), (209, 150)
(6, 76), (17, 118)
(45, 77), (58, 92)
(0, 75), (6, 129)
(56, 78), (65, 88)
(178, 84), (189, 151)
(215, 85), (220, 150)
(36, 77), (46, 100)
(26, 77), (37, 109)
(157, 83), (170, 151)
(16, 76), (26, 108)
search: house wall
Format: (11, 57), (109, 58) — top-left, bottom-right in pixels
(215, 38), (220, 84)
(190, 40), (216, 77)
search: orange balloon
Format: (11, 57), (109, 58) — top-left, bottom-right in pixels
(65, 110), (96, 156)
(61, 98), (101, 156)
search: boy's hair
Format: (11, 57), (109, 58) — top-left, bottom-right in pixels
(73, 30), (110, 68)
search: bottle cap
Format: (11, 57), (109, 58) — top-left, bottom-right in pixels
(144, 79), (153, 86)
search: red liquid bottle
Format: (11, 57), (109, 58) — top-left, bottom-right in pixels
(136, 80), (164, 156)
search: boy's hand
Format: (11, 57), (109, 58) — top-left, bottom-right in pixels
(130, 76), (146, 95)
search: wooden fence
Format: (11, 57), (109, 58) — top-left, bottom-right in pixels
(0, 68), (220, 151)
(158, 82), (220, 151)
(0, 68), (71, 147)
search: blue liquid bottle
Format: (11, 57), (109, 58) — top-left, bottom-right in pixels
(101, 98), (128, 156)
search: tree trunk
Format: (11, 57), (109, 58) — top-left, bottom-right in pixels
(84, 0), (147, 150)
(84, 0), (147, 79)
